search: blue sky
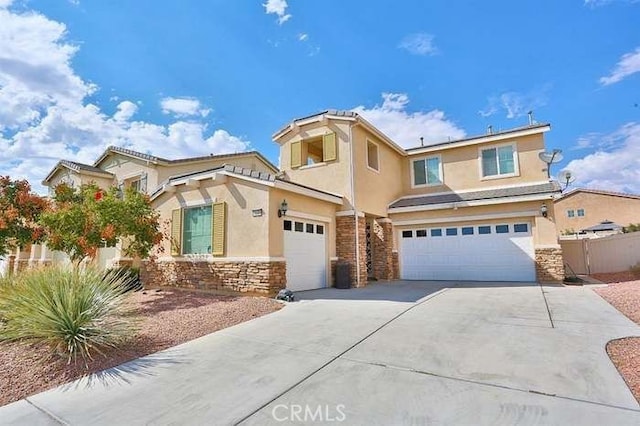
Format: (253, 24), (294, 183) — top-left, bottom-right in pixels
(1, 0), (639, 193)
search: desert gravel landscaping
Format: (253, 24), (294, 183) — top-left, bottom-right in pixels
(0, 289), (282, 407)
(594, 276), (640, 403)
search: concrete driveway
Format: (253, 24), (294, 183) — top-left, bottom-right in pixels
(2, 281), (640, 425)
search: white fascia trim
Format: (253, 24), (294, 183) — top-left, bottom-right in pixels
(273, 113), (357, 141)
(286, 210), (332, 223)
(273, 180), (343, 205)
(392, 210), (539, 226)
(354, 117), (407, 156)
(388, 193), (554, 214)
(336, 210), (365, 217)
(388, 180), (553, 206)
(408, 125), (551, 156)
(154, 256), (286, 263)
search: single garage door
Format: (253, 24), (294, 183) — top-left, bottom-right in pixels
(400, 222), (535, 282)
(284, 219), (327, 291)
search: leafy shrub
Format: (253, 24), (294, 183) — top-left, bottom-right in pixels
(103, 266), (142, 293)
(623, 223), (640, 233)
(0, 267), (136, 363)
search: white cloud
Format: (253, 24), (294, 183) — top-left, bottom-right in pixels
(0, 6), (249, 193)
(0, 0), (14, 9)
(263, 0), (291, 25)
(160, 96), (211, 118)
(352, 93), (466, 148)
(298, 33), (308, 42)
(565, 123), (640, 193)
(599, 47), (640, 86)
(398, 33), (437, 56)
(479, 86), (550, 119)
(584, 0), (640, 7)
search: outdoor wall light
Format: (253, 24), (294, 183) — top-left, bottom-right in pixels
(541, 203), (548, 218)
(278, 199), (288, 218)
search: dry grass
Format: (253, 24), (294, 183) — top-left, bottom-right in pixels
(0, 289), (282, 407)
(594, 278), (640, 403)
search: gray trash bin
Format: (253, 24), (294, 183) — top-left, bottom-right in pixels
(335, 262), (351, 289)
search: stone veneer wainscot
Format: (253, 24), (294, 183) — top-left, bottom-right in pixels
(141, 259), (286, 296)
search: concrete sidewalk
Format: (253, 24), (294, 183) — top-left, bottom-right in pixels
(2, 281), (639, 425)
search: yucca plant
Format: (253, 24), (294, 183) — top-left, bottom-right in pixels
(0, 267), (137, 364)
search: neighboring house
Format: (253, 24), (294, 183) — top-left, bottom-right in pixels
(554, 188), (640, 236)
(15, 110), (564, 294)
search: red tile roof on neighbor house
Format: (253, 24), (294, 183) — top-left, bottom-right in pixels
(557, 188), (640, 201)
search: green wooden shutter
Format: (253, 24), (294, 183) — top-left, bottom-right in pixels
(171, 208), (182, 256)
(290, 141), (302, 168)
(212, 202), (226, 256)
(323, 132), (337, 162)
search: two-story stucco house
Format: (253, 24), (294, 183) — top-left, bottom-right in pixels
(16, 110), (563, 294)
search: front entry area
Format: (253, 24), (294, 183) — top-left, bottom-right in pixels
(399, 221), (535, 282)
(283, 219), (327, 291)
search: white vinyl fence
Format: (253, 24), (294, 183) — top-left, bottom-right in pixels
(560, 232), (640, 275)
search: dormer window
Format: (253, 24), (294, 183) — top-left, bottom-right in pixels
(480, 143), (518, 178)
(290, 133), (337, 168)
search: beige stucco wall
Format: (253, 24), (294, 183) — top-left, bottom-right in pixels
(402, 133), (549, 196)
(153, 177), (271, 258)
(554, 192), (640, 234)
(278, 120), (354, 206)
(389, 200), (558, 249)
(48, 169), (82, 190)
(268, 188), (337, 258)
(99, 155), (161, 190)
(352, 125), (405, 217)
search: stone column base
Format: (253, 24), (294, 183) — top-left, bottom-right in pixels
(535, 247), (564, 283)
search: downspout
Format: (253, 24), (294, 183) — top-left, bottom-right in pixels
(348, 122), (361, 286)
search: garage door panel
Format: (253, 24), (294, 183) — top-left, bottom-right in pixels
(284, 219), (327, 292)
(400, 222), (535, 282)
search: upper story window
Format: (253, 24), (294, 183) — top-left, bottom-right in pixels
(577, 208), (585, 217)
(290, 133), (337, 168)
(481, 144), (517, 178)
(412, 156), (442, 187)
(367, 140), (380, 172)
(567, 209), (575, 218)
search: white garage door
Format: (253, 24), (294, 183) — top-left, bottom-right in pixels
(284, 219), (327, 291)
(400, 222), (535, 282)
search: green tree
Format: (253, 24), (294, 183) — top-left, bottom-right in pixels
(0, 176), (48, 256)
(40, 183), (162, 263)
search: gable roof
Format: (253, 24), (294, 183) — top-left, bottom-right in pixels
(556, 188), (640, 201)
(42, 160), (114, 185)
(150, 164), (343, 205)
(272, 109), (407, 156)
(93, 146), (279, 172)
(389, 182), (560, 211)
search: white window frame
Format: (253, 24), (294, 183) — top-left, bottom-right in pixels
(411, 155), (443, 188)
(478, 142), (519, 180)
(366, 139), (380, 173)
(567, 209), (575, 218)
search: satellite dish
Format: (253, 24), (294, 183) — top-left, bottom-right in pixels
(539, 149), (563, 178)
(557, 169), (576, 190)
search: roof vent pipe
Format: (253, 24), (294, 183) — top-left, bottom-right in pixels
(487, 125), (493, 135)
(420, 137), (424, 147)
(528, 111), (534, 126)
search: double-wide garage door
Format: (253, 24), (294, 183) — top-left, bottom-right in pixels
(400, 221), (535, 282)
(283, 219), (327, 291)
